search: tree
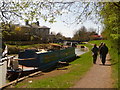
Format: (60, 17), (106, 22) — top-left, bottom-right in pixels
(0, 1), (102, 25)
(72, 26), (99, 41)
(56, 32), (63, 39)
(73, 26), (88, 41)
(100, 2), (120, 49)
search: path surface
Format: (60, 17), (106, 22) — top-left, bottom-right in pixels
(72, 54), (114, 88)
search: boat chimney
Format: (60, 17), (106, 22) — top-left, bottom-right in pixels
(25, 20), (29, 25)
(36, 21), (39, 26)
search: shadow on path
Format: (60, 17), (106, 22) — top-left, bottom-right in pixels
(99, 62), (118, 66)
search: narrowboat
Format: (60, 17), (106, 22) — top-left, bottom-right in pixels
(7, 47), (76, 80)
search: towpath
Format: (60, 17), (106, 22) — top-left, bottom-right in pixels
(72, 53), (114, 88)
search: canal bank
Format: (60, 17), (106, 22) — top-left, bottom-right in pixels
(7, 45), (92, 88)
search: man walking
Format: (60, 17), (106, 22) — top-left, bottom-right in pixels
(91, 44), (99, 64)
(99, 43), (108, 65)
(99, 42), (103, 59)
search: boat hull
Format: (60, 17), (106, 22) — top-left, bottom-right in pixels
(18, 47), (76, 71)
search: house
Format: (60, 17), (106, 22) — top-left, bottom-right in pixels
(26, 21), (50, 41)
(1, 21), (50, 42)
(15, 21), (50, 42)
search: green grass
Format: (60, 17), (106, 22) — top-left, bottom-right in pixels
(14, 44), (93, 88)
(8, 40), (118, 88)
(89, 40), (118, 88)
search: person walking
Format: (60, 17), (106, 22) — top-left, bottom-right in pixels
(99, 42), (103, 59)
(91, 44), (99, 64)
(99, 43), (108, 65)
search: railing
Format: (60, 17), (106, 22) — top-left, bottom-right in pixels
(0, 56), (15, 62)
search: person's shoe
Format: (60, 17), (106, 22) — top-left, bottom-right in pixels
(103, 63), (105, 65)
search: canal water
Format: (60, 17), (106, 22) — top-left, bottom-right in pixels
(75, 48), (86, 56)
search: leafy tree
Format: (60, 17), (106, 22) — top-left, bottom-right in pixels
(73, 26), (99, 41)
(73, 26), (87, 41)
(0, 1), (102, 25)
(100, 2), (120, 50)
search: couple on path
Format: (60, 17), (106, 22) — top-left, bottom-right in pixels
(91, 43), (108, 65)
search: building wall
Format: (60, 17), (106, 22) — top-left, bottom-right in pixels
(37, 28), (50, 40)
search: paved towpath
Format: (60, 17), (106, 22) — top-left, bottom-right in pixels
(72, 54), (114, 88)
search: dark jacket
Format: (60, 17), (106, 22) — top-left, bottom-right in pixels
(91, 46), (99, 55)
(100, 45), (108, 55)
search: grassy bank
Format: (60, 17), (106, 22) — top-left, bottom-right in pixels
(89, 40), (118, 88)
(14, 44), (93, 88)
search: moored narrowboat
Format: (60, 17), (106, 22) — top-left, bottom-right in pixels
(7, 47), (76, 80)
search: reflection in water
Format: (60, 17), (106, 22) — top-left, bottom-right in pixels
(75, 48), (86, 56)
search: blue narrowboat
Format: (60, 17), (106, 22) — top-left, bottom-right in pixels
(18, 47), (76, 71)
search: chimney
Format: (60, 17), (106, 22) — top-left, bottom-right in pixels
(25, 20), (29, 25)
(36, 21), (39, 26)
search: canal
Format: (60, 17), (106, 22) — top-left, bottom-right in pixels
(75, 48), (86, 56)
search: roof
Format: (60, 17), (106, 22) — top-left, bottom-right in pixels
(14, 24), (50, 29)
(24, 25), (50, 29)
(91, 35), (102, 38)
(49, 43), (61, 47)
(31, 24), (40, 28)
(20, 25), (31, 28)
(39, 26), (50, 29)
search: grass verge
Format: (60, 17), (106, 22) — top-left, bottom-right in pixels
(14, 44), (93, 88)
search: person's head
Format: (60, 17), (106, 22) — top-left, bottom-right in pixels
(94, 44), (97, 47)
(103, 43), (106, 46)
(100, 42), (103, 45)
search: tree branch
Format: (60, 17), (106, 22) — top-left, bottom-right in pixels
(113, 2), (120, 8)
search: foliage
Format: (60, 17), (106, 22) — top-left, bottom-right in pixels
(72, 26), (98, 41)
(0, 1), (102, 25)
(100, 2), (120, 50)
(0, 22), (48, 41)
(99, 2), (120, 87)
(99, 4), (119, 87)
(0, 23), (30, 41)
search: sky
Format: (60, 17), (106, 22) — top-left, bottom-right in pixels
(36, 18), (102, 38)
(21, 2), (103, 38)
(19, 5), (103, 38)
(8, 1), (103, 38)
(19, 16), (102, 38)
